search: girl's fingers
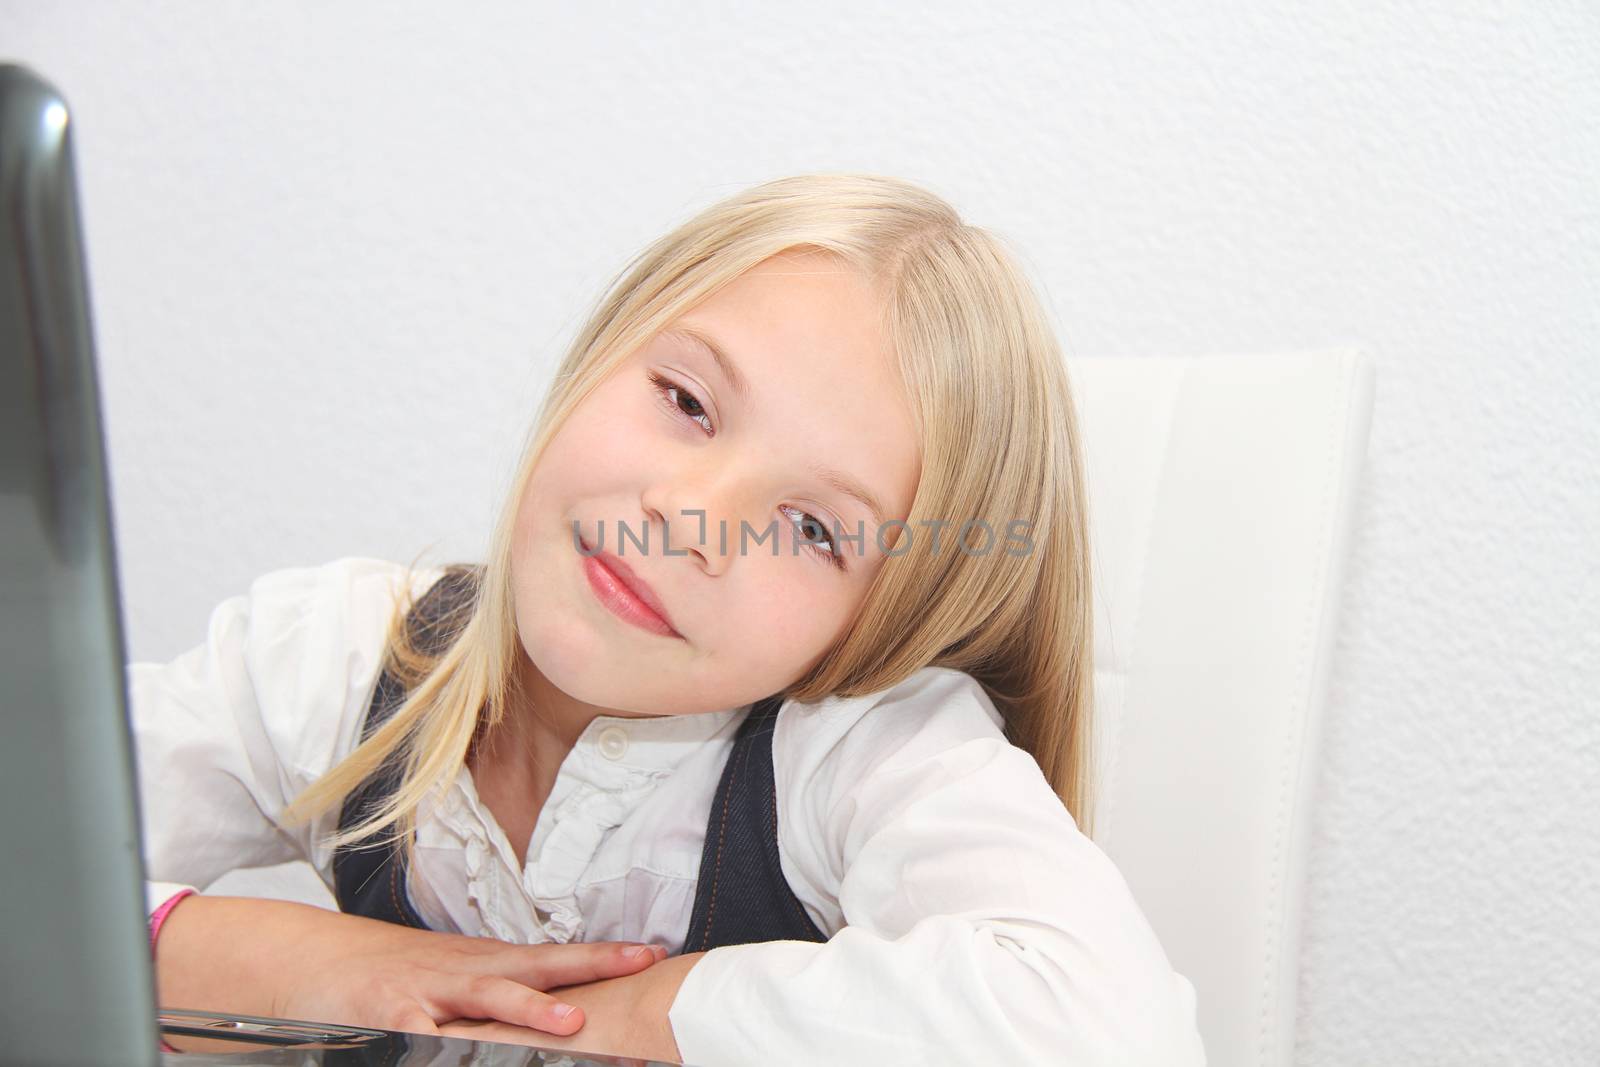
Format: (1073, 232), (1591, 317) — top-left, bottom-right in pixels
(479, 940), (668, 989)
(381, 1005), (441, 1036)
(425, 972), (587, 1036)
(437, 1017), (541, 1045)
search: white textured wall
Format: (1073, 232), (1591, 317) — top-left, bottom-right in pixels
(5, 2), (1595, 1062)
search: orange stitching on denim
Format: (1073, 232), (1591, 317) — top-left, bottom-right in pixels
(389, 854), (424, 927)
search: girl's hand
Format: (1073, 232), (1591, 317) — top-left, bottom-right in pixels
(154, 894), (667, 1039)
(439, 949), (708, 1063)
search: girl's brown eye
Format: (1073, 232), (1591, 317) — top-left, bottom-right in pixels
(648, 371), (713, 434)
(779, 505), (847, 572)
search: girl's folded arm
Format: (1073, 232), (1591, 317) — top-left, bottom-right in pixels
(666, 668), (1207, 1067)
(129, 557), (439, 916)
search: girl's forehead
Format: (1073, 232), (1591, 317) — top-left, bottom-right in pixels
(673, 267), (889, 383)
(646, 316), (911, 445)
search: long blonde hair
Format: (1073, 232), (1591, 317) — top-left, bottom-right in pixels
(282, 173), (1099, 853)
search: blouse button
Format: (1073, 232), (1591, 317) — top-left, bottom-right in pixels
(596, 725), (628, 761)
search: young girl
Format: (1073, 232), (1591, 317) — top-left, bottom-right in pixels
(136, 173), (1205, 1065)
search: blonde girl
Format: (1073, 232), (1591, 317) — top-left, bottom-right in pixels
(136, 173), (1204, 1064)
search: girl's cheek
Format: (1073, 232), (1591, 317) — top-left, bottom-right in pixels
(544, 417), (635, 495)
(751, 572), (835, 640)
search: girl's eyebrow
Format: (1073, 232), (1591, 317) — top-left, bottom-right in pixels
(812, 463), (888, 529)
(663, 324), (889, 529)
(665, 326), (750, 402)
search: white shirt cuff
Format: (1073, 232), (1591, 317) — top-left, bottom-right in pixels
(146, 880), (199, 917)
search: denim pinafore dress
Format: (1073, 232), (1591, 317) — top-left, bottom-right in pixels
(330, 566), (828, 951)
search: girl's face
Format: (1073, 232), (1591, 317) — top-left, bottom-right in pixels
(510, 250), (921, 717)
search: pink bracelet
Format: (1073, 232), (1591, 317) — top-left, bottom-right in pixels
(148, 887), (196, 956)
(150, 888), (196, 1054)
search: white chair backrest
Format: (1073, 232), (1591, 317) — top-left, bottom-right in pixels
(1067, 348), (1374, 1066)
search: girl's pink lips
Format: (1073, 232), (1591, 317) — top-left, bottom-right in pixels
(578, 537), (683, 639)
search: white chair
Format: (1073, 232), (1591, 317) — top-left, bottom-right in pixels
(1068, 347), (1375, 1066)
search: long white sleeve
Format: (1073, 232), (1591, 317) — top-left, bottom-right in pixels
(666, 667), (1206, 1066)
(130, 557), (440, 917)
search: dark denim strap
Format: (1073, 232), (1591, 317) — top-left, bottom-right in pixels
(331, 567), (480, 929)
(681, 695), (829, 951)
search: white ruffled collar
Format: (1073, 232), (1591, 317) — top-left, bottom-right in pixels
(426, 700), (757, 943)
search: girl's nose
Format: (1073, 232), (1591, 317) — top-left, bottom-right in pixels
(642, 487), (743, 577)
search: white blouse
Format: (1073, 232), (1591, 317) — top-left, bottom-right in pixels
(132, 556), (1206, 1066)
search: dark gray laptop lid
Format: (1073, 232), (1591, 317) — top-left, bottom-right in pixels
(0, 61), (161, 1067)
